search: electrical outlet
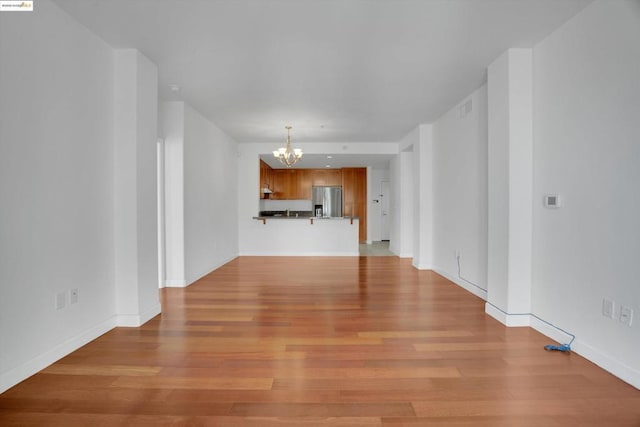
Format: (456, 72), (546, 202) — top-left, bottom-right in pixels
(70, 288), (78, 305)
(55, 291), (66, 310)
(619, 306), (633, 326)
(602, 298), (614, 319)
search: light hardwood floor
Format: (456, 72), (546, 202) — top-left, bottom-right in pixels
(1, 257), (639, 426)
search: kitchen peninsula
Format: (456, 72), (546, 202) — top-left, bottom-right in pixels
(240, 162), (365, 256)
(248, 214), (359, 256)
(259, 161), (367, 241)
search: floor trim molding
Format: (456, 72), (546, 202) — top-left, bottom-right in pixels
(0, 317), (116, 394)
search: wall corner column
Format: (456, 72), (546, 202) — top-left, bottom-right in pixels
(114, 49), (161, 326)
(486, 48), (533, 326)
(413, 124), (434, 269)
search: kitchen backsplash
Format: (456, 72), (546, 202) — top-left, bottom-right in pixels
(259, 199), (312, 212)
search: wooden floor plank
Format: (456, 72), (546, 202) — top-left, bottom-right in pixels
(1, 256), (638, 426)
(229, 402), (415, 417)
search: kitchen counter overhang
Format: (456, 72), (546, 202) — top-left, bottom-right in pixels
(253, 216), (358, 224)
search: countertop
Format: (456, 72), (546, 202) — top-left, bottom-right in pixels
(253, 215), (358, 221)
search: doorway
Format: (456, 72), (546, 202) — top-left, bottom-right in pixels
(359, 241), (394, 256)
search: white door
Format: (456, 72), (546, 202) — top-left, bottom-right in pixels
(380, 180), (390, 240)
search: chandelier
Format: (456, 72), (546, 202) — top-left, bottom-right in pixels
(273, 126), (303, 167)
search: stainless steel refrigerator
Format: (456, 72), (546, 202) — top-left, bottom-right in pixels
(312, 186), (342, 217)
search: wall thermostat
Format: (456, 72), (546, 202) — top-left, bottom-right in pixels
(544, 194), (561, 208)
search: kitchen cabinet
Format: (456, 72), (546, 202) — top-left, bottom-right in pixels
(260, 161), (300, 200)
(272, 169), (298, 200)
(326, 169), (342, 186)
(342, 167), (367, 242)
(259, 164), (365, 239)
(260, 165), (343, 200)
(296, 169), (312, 199)
(310, 169), (342, 186)
(311, 170), (327, 186)
(259, 160), (274, 199)
(260, 165), (367, 237)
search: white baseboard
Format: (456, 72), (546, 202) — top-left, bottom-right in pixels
(484, 303), (531, 327)
(484, 306), (640, 390)
(432, 267), (488, 301)
(484, 302), (510, 325)
(528, 315), (567, 344)
(572, 340), (640, 390)
(164, 279), (187, 287)
(184, 255), (239, 286)
(413, 262), (433, 270)
(529, 317), (640, 390)
(116, 303), (162, 327)
(0, 317), (116, 394)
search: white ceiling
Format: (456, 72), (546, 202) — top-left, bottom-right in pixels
(260, 153), (393, 170)
(53, 0), (592, 146)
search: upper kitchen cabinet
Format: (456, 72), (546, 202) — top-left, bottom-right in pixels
(260, 166), (342, 200)
(296, 169), (312, 200)
(326, 169), (342, 186)
(259, 160), (274, 199)
(258, 163), (357, 208)
(311, 169), (342, 186)
(272, 169), (298, 200)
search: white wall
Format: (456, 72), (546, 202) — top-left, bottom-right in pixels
(0, 0), (116, 392)
(237, 145), (261, 253)
(393, 124), (434, 267)
(160, 102), (186, 286)
(133, 53), (162, 320)
(388, 156), (401, 255)
(114, 49), (161, 326)
(486, 48), (533, 323)
(160, 102), (239, 286)
(389, 129), (417, 258)
(183, 104), (239, 284)
(413, 124), (434, 269)
(432, 85), (488, 299)
(531, 0), (640, 387)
